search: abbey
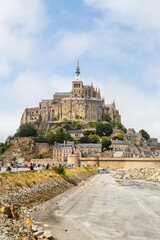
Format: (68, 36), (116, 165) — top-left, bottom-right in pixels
(20, 62), (121, 126)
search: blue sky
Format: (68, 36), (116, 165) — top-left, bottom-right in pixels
(1, 0), (160, 142)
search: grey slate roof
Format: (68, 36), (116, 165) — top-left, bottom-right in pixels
(112, 140), (127, 145)
(77, 144), (101, 148)
(54, 141), (74, 149)
(54, 92), (71, 95)
(69, 130), (84, 133)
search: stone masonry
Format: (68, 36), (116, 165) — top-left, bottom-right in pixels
(20, 61), (121, 126)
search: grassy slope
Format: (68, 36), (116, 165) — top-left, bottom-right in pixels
(0, 166), (97, 194)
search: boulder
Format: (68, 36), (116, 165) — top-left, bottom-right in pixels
(0, 205), (12, 218)
(11, 205), (20, 221)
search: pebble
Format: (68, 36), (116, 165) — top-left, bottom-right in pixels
(113, 167), (160, 182)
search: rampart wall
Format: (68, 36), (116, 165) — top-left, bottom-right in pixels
(80, 157), (160, 168)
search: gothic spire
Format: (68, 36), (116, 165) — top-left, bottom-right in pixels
(76, 58), (80, 76)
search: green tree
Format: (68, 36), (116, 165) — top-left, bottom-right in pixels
(96, 123), (104, 136)
(102, 113), (111, 122)
(18, 123), (37, 137)
(63, 123), (73, 130)
(89, 122), (97, 128)
(84, 130), (96, 136)
(139, 129), (150, 140)
(55, 129), (65, 143)
(88, 134), (100, 143)
(45, 132), (55, 144)
(117, 123), (127, 133)
(103, 124), (113, 136)
(76, 124), (82, 130)
(96, 123), (113, 137)
(64, 132), (74, 141)
(80, 137), (90, 143)
(102, 137), (112, 151)
(31, 136), (46, 143)
(116, 133), (124, 140)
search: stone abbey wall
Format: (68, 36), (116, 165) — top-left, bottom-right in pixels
(20, 63), (121, 126)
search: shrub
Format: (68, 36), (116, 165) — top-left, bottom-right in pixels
(76, 124), (82, 130)
(45, 132), (55, 144)
(96, 123), (113, 137)
(17, 123), (37, 137)
(1, 173), (7, 177)
(80, 137), (90, 143)
(117, 123), (127, 133)
(25, 181), (31, 187)
(112, 133), (124, 140)
(139, 129), (150, 140)
(31, 136), (46, 143)
(53, 166), (65, 176)
(102, 137), (112, 151)
(102, 113), (111, 122)
(89, 122), (97, 128)
(0, 142), (13, 155)
(88, 134), (100, 143)
(64, 133), (74, 141)
(63, 123), (73, 130)
(14, 181), (22, 187)
(84, 130), (96, 136)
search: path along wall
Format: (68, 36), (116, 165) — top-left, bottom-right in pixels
(80, 157), (160, 169)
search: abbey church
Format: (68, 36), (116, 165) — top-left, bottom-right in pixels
(20, 62), (121, 126)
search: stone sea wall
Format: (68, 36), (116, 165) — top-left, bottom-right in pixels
(0, 167), (97, 239)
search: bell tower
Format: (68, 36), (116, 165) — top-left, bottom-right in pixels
(71, 60), (83, 98)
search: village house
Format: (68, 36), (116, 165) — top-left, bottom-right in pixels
(76, 143), (102, 157)
(53, 141), (74, 162)
(69, 130), (84, 140)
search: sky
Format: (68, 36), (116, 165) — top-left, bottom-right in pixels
(1, 0), (160, 142)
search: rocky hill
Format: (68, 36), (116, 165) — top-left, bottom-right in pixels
(0, 120), (126, 163)
(0, 138), (52, 164)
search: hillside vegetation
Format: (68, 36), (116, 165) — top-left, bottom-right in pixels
(0, 119), (127, 161)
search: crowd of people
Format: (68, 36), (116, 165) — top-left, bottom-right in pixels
(0, 161), (64, 172)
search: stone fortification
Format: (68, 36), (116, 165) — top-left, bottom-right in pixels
(20, 61), (121, 127)
(80, 156), (160, 169)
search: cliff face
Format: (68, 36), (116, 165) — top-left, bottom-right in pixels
(0, 138), (40, 163)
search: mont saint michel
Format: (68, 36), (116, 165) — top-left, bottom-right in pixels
(20, 61), (121, 127)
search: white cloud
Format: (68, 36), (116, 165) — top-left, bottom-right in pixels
(0, 111), (21, 141)
(51, 31), (93, 62)
(1, 0), (160, 144)
(95, 75), (160, 140)
(84, 0), (160, 31)
(0, 70), (73, 142)
(143, 65), (160, 86)
(0, 0), (46, 76)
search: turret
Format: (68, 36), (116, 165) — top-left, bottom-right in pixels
(76, 59), (80, 76)
(91, 82), (94, 97)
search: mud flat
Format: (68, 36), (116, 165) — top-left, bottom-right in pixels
(32, 173), (160, 240)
